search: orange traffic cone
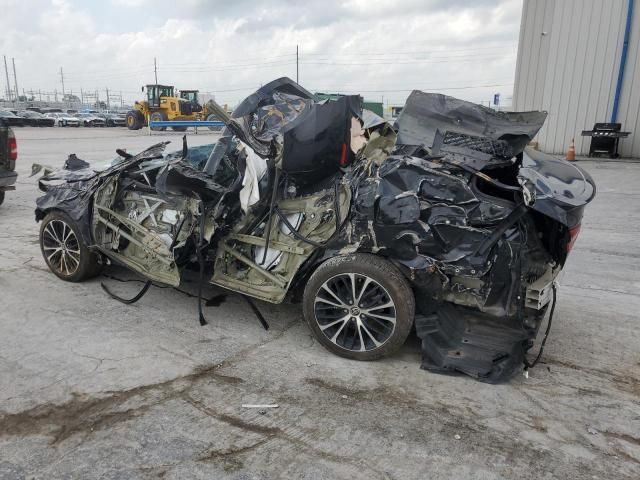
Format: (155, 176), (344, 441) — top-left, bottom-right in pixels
(566, 138), (576, 161)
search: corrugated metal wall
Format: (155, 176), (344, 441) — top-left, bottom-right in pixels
(513, 0), (640, 157)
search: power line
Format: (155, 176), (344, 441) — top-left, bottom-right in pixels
(161, 53), (297, 66)
(300, 56), (510, 67)
(301, 53), (510, 62)
(309, 83), (514, 93)
(302, 44), (517, 57)
(156, 61), (297, 73)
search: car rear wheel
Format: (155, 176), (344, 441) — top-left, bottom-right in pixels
(303, 254), (415, 361)
(0, 191), (4, 206)
(39, 211), (102, 282)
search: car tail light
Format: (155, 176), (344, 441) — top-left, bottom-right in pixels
(566, 224), (581, 253)
(8, 129), (17, 161)
(339, 143), (348, 166)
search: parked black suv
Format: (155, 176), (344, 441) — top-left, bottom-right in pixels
(0, 119), (18, 205)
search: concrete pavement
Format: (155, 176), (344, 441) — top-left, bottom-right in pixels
(0, 127), (638, 479)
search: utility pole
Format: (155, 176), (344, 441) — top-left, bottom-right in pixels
(11, 58), (19, 102)
(296, 45), (299, 84)
(60, 67), (65, 99)
(106, 88), (110, 109)
(3, 56), (10, 101)
(154, 57), (158, 85)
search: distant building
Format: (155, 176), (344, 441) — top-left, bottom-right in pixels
(513, 0), (639, 157)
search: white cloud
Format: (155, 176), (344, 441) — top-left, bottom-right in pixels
(0, 0), (522, 107)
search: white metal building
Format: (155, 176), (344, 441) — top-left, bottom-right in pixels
(513, 0), (639, 157)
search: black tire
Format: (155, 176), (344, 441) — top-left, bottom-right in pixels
(39, 211), (102, 282)
(172, 126), (188, 132)
(303, 253), (415, 361)
(126, 110), (143, 130)
(0, 191), (5, 206)
(149, 111), (167, 131)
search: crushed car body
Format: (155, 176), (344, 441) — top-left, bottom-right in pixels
(34, 77), (596, 382)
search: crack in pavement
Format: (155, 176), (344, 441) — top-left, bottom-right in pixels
(0, 317), (299, 446)
(182, 392), (388, 478)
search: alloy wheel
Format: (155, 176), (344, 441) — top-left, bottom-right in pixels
(313, 273), (397, 352)
(42, 219), (81, 277)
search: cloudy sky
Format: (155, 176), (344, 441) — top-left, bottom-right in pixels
(0, 0), (523, 108)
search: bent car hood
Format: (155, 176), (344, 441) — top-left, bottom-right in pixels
(395, 91), (548, 168)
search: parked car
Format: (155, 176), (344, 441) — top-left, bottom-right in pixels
(98, 112), (127, 127)
(17, 110), (56, 127)
(76, 113), (106, 127)
(0, 110), (26, 127)
(33, 78), (596, 382)
(0, 118), (18, 205)
(45, 112), (80, 127)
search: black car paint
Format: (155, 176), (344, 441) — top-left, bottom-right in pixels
(34, 78), (596, 382)
(17, 110), (56, 127)
(0, 110), (25, 127)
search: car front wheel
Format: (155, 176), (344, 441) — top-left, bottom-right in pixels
(39, 211), (102, 282)
(303, 254), (415, 361)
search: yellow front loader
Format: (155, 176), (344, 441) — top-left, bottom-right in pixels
(126, 85), (195, 131)
(126, 85), (226, 132)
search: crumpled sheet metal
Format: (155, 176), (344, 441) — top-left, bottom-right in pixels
(346, 152), (546, 382)
(205, 77), (363, 188)
(355, 155), (513, 275)
(395, 91), (548, 163)
(280, 94), (362, 184)
(232, 77), (314, 118)
(33, 78), (597, 383)
(35, 143), (171, 245)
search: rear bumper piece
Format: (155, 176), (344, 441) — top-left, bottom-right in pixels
(415, 303), (546, 383)
(0, 170), (18, 189)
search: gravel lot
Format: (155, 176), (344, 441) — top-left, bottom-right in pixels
(0, 127), (639, 479)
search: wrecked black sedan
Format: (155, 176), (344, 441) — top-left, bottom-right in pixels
(34, 78), (595, 382)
